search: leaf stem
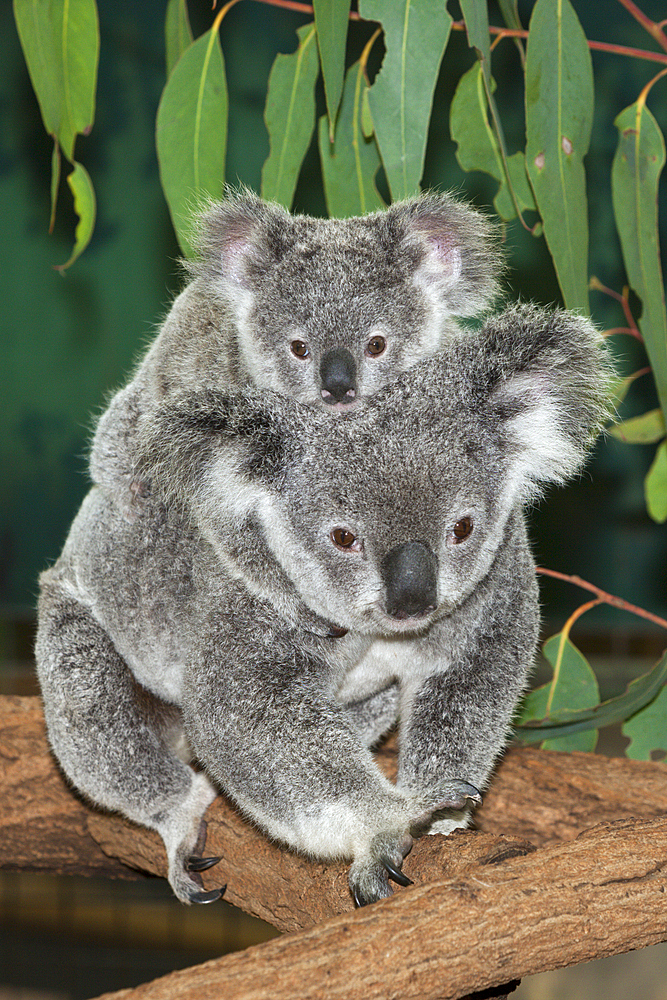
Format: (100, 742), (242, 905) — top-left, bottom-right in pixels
(536, 567), (667, 631)
(616, 0), (667, 53)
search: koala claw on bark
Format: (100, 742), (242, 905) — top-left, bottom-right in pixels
(186, 855), (222, 872)
(350, 831), (415, 906)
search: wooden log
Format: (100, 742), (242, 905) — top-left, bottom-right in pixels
(91, 815), (667, 1000)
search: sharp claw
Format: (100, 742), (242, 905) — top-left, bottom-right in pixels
(435, 781), (483, 811)
(188, 885), (226, 904)
(383, 858), (413, 887)
(187, 854), (222, 872)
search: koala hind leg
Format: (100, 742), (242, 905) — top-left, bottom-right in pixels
(35, 583), (221, 904)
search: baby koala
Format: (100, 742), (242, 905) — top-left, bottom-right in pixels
(90, 190), (502, 506)
(36, 304), (613, 907)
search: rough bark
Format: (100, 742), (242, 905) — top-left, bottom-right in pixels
(92, 815), (667, 1000)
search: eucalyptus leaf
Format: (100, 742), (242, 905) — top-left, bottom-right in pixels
(525, 0), (593, 313)
(623, 682), (667, 760)
(459, 0), (491, 76)
(612, 100), (667, 422)
(165, 0), (193, 78)
(313, 0), (350, 138)
(156, 25), (228, 257)
(13, 0), (99, 160)
(261, 23), (320, 209)
(318, 61), (384, 218)
(359, 0), (451, 200)
(515, 648), (667, 743)
(517, 633), (600, 751)
(646, 440), (667, 523)
(608, 408), (666, 444)
(54, 161), (96, 271)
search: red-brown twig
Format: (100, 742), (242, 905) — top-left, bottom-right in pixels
(536, 567), (667, 632)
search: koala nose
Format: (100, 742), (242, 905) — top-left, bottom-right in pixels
(382, 541), (438, 619)
(320, 348), (357, 404)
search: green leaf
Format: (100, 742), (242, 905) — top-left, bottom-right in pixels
(54, 161), (96, 271)
(525, 0), (593, 313)
(459, 0), (492, 74)
(318, 60), (384, 218)
(450, 63), (535, 221)
(612, 100), (667, 421)
(359, 0), (452, 200)
(523, 633), (600, 751)
(623, 681), (667, 760)
(165, 0), (193, 78)
(608, 408), (666, 444)
(13, 0), (99, 161)
(313, 0), (350, 138)
(516, 647), (667, 744)
(646, 439), (667, 522)
(156, 25), (228, 257)
(498, 0), (522, 32)
(261, 23), (320, 209)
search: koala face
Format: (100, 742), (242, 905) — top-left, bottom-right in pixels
(140, 303), (614, 635)
(191, 191), (503, 409)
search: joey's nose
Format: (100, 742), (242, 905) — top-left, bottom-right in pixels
(320, 348), (357, 404)
(382, 541), (438, 619)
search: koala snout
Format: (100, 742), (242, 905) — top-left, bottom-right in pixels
(381, 541), (438, 619)
(320, 348), (357, 404)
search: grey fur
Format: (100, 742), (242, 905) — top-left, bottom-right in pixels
(36, 302), (614, 905)
(89, 190), (502, 514)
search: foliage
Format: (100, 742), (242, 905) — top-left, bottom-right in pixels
(13, 0), (667, 758)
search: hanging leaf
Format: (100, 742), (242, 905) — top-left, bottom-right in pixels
(261, 23), (320, 209)
(612, 99), (667, 422)
(165, 0), (193, 78)
(515, 648), (667, 744)
(14, 0), (99, 161)
(54, 162), (96, 271)
(525, 0), (593, 313)
(608, 408), (666, 444)
(450, 63), (535, 221)
(156, 24), (228, 257)
(358, 0), (451, 200)
(313, 0), (350, 139)
(646, 440), (667, 523)
(623, 681), (667, 760)
(518, 634), (600, 751)
(459, 0), (492, 76)
(318, 60), (384, 218)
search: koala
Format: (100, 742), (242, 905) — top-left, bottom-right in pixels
(89, 189), (502, 508)
(35, 304), (613, 907)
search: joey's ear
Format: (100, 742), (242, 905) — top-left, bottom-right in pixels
(384, 191), (504, 316)
(477, 303), (615, 498)
(189, 188), (292, 287)
(134, 389), (296, 513)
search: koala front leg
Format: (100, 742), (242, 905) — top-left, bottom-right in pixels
(397, 577), (539, 834)
(36, 580), (223, 904)
(181, 620), (434, 905)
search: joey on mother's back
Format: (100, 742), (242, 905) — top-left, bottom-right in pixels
(90, 189), (501, 508)
(36, 304), (613, 907)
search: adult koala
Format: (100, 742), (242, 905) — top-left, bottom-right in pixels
(90, 189), (501, 508)
(36, 304), (613, 906)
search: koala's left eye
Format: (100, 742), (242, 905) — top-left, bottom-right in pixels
(331, 528), (362, 552)
(366, 335), (386, 357)
(452, 517), (474, 543)
(291, 340), (310, 359)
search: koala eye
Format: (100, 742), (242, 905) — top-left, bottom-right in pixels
(290, 340), (310, 359)
(330, 527), (362, 552)
(451, 517), (474, 543)
(366, 335), (386, 357)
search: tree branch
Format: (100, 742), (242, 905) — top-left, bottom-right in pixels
(4, 694), (667, 999)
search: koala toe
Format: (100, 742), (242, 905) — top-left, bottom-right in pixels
(349, 831), (414, 906)
(409, 780), (483, 836)
(186, 854), (222, 872)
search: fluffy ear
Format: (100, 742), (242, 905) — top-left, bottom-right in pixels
(473, 303), (616, 499)
(188, 188), (292, 287)
(134, 388), (296, 516)
(384, 191), (504, 317)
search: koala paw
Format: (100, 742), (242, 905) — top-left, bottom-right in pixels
(170, 819), (227, 905)
(349, 831), (414, 907)
(409, 779), (483, 836)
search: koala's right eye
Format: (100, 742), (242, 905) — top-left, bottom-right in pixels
(330, 528), (362, 552)
(290, 340), (310, 359)
(366, 335), (386, 357)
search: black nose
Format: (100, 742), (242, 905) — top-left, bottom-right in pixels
(320, 348), (357, 403)
(382, 541), (438, 619)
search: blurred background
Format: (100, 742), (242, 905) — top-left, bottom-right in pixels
(1, 0), (666, 997)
